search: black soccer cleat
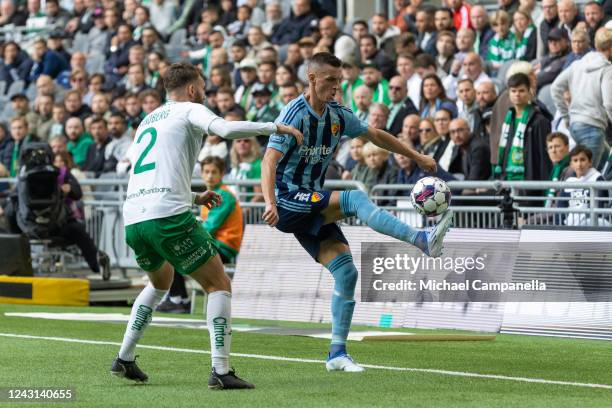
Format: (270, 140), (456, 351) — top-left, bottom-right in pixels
(98, 251), (111, 281)
(110, 356), (148, 383)
(155, 298), (191, 314)
(208, 368), (255, 390)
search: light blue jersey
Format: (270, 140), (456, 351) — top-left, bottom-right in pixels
(267, 94), (368, 193)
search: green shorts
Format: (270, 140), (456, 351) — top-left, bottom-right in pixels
(125, 211), (218, 275)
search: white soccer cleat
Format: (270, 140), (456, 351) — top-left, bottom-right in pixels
(427, 210), (453, 258)
(326, 354), (365, 372)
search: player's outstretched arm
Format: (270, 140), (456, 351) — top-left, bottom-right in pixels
(261, 147), (283, 227)
(363, 126), (437, 173)
(208, 118), (303, 144)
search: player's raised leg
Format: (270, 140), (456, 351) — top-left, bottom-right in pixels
(111, 262), (173, 383)
(318, 239), (364, 372)
(321, 190), (453, 257)
(189, 254), (254, 390)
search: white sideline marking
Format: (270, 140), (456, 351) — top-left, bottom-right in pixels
(0, 333), (611, 390)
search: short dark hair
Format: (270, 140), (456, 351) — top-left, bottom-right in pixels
(109, 112), (126, 123)
(584, 1), (602, 9)
(139, 89), (162, 103)
(507, 73), (530, 89)
(546, 132), (569, 146)
(90, 116), (107, 127)
(360, 34), (377, 46)
(309, 52), (342, 69)
(570, 145), (593, 161)
(415, 53), (437, 69)
(353, 20), (368, 29)
(200, 156), (226, 173)
(436, 7), (453, 18)
(162, 62), (203, 93)
(217, 86), (235, 97)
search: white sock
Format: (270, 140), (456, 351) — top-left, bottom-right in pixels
(207, 291), (232, 375)
(118, 283), (167, 361)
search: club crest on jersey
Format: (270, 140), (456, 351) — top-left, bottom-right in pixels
(311, 192), (323, 203)
(331, 123), (340, 137)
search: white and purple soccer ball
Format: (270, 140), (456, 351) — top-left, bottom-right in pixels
(410, 177), (451, 217)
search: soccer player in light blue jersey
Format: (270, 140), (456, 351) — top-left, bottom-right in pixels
(261, 52), (453, 372)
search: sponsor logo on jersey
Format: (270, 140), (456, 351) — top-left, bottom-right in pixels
(294, 192), (311, 202)
(298, 145), (333, 164)
(311, 192), (323, 203)
(331, 123), (340, 137)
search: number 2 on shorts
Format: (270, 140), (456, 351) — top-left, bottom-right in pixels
(134, 127), (157, 174)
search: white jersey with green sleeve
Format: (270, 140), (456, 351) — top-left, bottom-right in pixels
(123, 101), (277, 226)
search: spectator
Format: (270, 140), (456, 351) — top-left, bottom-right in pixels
(141, 27), (166, 57)
(474, 81), (498, 140)
(368, 103), (390, 131)
(436, 30), (456, 74)
(246, 84), (279, 125)
(297, 36), (316, 83)
(140, 89), (162, 115)
(270, 0), (316, 45)
(361, 61), (390, 105)
(455, 28), (476, 62)
(451, 0), (473, 30)
(471, 5), (495, 58)
(149, 0), (178, 37)
(245, 26), (271, 61)
(104, 113), (131, 171)
(227, 4), (252, 40)
(415, 7), (437, 55)
(493, 73), (551, 181)
(456, 78), (479, 132)
(198, 133), (229, 164)
(262, 1), (282, 38)
(394, 136), (456, 191)
(387, 75), (418, 136)
(419, 73), (457, 119)
(540, 0), (559, 55)
(371, 12), (401, 58)
(279, 84), (300, 105)
(200, 156), (244, 263)
(561, 145), (608, 226)
(217, 86), (246, 118)
(419, 117), (444, 158)
(283, 43), (302, 74)
(35, 74), (64, 102)
(340, 57), (364, 112)
(9, 94), (39, 133)
(65, 116), (94, 169)
(435, 8), (455, 32)
(563, 28), (592, 69)
(28, 38), (69, 83)
(49, 103), (66, 139)
(7, 116), (39, 176)
(449, 117), (491, 180)
(434, 108), (459, 171)
(534, 27), (570, 89)
(32, 94), (54, 140)
(64, 90), (92, 121)
(118, 63), (150, 96)
(82, 117), (111, 176)
(359, 34), (395, 80)
(69, 70), (88, 100)
(46, 30), (71, 68)
(229, 137), (263, 202)
(0, 42), (33, 92)
(235, 59), (258, 111)
(513, 8), (538, 61)
(552, 27), (612, 168)
(0, 0), (27, 26)
(105, 23), (137, 85)
(443, 52), (492, 100)
(558, 0), (582, 40)
(318, 16), (358, 61)
(500, 0), (520, 18)
(90, 92), (111, 120)
(400, 114), (421, 146)
(358, 142), (396, 192)
(0, 123), (11, 171)
(218, 0), (237, 27)
(583, 2), (609, 46)
(124, 93), (145, 130)
(396, 53), (422, 109)
(545, 132), (572, 202)
(352, 20), (369, 41)
(487, 10), (517, 70)
(86, 8), (110, 57)
(353, 85), (373, 121)
(339, 137), (364, 179)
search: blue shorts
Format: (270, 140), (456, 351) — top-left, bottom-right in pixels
(276, 190), (348, 261)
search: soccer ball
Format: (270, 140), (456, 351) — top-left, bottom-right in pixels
(410, 177), (451, 217)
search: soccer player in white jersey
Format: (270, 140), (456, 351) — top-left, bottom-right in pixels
(111, 62), (302, 389)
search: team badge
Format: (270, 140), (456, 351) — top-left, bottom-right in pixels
(311, 192), (323, 202)
(331, 123), (340, 137)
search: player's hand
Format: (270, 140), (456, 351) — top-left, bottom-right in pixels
(262, 203), (279, 227)
(195, 191), (222, 209)
(276, 124), (304, 145)
(415, 154), (437, 173)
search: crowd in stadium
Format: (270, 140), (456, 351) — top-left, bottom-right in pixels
(0, 0), (611, 210)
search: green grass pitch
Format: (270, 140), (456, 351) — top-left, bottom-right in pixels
(0, 303), (610, 407)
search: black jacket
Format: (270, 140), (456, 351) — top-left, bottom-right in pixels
(387, 97), (418, 136)
(497, 106), (552, 182)
(539, 16), (560, 55)
(460, 136), (491, 181)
